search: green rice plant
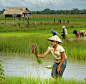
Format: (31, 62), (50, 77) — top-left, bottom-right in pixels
(0, 59), (5, 83)
(0, 35), (86, 60)
(84, 78), (86, 83)
(61, 40), (86, 60)
(1, 76), (85, 84)
(31, 44), (42, 64)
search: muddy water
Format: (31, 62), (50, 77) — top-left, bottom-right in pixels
(68, 37), (86, 40)
(0, 53), (86, 80)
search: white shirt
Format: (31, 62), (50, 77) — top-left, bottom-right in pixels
(48, 44), (67, 63)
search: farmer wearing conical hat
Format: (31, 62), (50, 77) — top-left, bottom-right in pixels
(37, 35), (67, 78)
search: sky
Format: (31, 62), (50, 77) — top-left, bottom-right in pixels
(0, 0), (86, 11)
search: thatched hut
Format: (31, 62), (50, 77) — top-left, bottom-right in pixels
(3, 7), (31, 18)
(3, 7), (31, 22)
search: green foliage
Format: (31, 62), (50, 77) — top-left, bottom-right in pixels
(0, 14), (86, 60)
(0, 14), (86, 35)
(1, 76), (85, 84)
(31, 43), (43, 64)
(0, 36), (86, 60)
(62, 40), (86, 60)
(37, 57), (42, 64)
(36, 51), (43, 65)
(31, 8), (86, 14)
(0, 14), (86, 33)
(0, 9), (5, 14)
(0, 59), (5, 83)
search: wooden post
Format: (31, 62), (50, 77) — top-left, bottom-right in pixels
(35, 21), (36, 25)
(59, 19), (61, 23)
(19, 23), (20, 27)
(54, 19), (55, 24)
(48, 20), (49, 24)
(34, 21), (36, 25)
(63, 19), (65, 24)
(68, 20), (69, 24)
(41, 22), (42, 24)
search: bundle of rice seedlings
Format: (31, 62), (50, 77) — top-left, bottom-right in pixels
(32, 44), (42, 64)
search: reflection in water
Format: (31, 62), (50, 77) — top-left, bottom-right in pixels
(0, 53), (86, 80)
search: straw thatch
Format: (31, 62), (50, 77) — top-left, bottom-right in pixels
(3, 7), (31, 17)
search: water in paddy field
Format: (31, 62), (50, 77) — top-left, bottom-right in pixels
(0, 53), (86, 81)
(68, 36), (86, 40)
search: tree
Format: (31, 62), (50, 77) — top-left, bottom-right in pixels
(50, 10), (55, 14)
(0, 9), (5, 14)
(31, 8), (86, 14)
(43, 8), (50, 14)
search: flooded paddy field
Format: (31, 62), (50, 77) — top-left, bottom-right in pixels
(0, 53), (86, 81)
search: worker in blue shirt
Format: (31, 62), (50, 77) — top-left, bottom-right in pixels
(51, 29), (58, 36)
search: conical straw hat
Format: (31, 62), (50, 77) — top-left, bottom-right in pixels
(47, 35), (63, 43)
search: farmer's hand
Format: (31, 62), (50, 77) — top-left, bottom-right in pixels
(57, 66), (62, 74)
(36, 55), (40, 58)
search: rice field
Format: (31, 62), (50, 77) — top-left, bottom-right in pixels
(0, 14), (86, 33)
(0, 27), (86, 38)
(0, 14), (86, 60)
(0, 14), (86, 83)
(1, 76), (85, 84)
(0, 35), (86, 60)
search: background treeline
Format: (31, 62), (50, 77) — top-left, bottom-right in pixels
(0, 9), (5, 14)
(32, 8), (86, 14)
(0, 8), (86, 14)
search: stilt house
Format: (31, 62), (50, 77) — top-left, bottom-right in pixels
(3, 7), (31, 19)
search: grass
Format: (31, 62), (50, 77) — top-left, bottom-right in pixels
(0, 27), (86, 38)
(0, 35), (86, 60)
(62, 40), (86, 60)
(0, 14), (86, 60)
(0, 59), (5, 81)
(0, 14), (86, 83)
(0, 14), (86, 33)
(1, 76), (85, 84)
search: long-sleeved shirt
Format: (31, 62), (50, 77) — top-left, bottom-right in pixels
(52, 30), (58, 36)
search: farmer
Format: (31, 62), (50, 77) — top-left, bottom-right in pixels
(60, 26), (68, 39)
(51, 29), (58, 36)
(37, 35), (67, 78)
(79, 30), (85, 37)
(73, 30), (80, 38)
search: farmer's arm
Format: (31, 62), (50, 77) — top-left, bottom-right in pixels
(60, 30), (63, 33)
(38, 48), (50, 58)
(60, 31), (63, 33)
(57, 52), (65, 73)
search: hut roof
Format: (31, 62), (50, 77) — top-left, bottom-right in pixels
(3, 7), (31, 15)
